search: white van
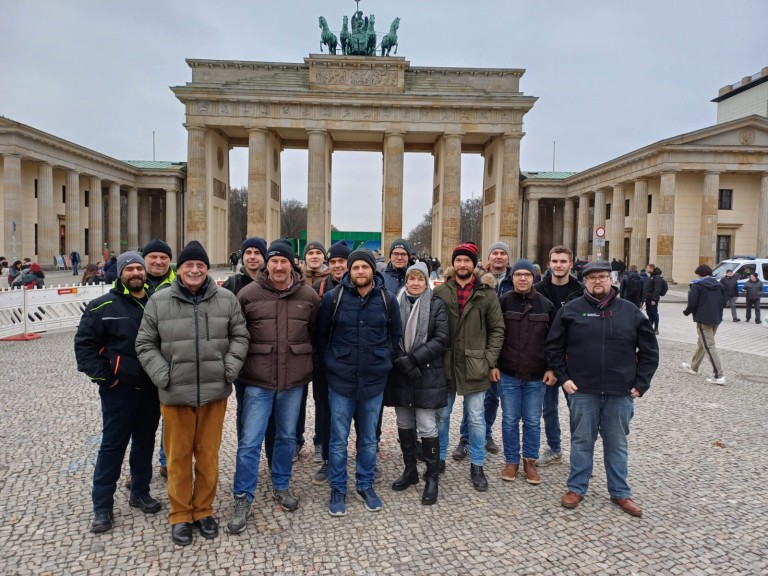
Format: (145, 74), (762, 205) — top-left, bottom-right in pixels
(712, 257), (768, 306)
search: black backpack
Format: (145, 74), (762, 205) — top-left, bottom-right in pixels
(659, 276), (669, 297)
(625, 275), (643, 299)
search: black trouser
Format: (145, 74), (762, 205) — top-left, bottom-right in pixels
(92, 383), (160, 512)
(746, 298), (762, 323)
(312, 369), (331, 461)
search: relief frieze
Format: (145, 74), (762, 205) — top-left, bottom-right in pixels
(315, 69), (398, 88)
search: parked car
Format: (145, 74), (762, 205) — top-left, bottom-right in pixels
(712, 257), (768, 306)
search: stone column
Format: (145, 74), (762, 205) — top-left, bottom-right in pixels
(552, 201), (564, 247)
(382, 132), (405, 254)
(307, 130), (330, 247)
(138, 192), (150, 247)
(562, 197), (575, 251)
(657, 172), (676, 279)
(526, 197), (539, 260)
(89, 177), (103, 261)
(630, 179), (648, 266)
(108, 182), (121, 254)
(440, 134), (462, 262)
(36, 163), (56, 267)
(499, 134), (521, 259)
(186, 125), (207, 243)
(127, 187), (138, 251)
(3, 154), (22, 260)
(758, 174), (768, 258)
(611, 184), (625, 265)
(65, 170), (81, 255)
(592, 189), (606, 259)
(247, 128), (268, 238)
(576, 193), (590, 260)
(165, 189), (178, 258)
(699, 172), (720, 267)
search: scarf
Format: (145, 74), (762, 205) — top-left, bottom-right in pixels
(583, 287), (618, 310)
(398, 286), (432, 354)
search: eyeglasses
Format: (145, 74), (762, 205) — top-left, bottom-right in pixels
(584, 274), (611, 283)
(512, 272), (533, 279)
(391, 252), (409, 259)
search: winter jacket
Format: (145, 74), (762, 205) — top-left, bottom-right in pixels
(237, 268), (320, 392)
(643, 268), (664, 302)
(719, 275), (739, 298)
(382, 262), (408, 296)
(75, 280), (153, 389)
(742, 279), (764, 301)
(487, 266), (513, 299)
(146, 269), (176, 296)
(683, 276), (725, 325)
(312, 274), (341, 297)
(433, 267), (505, 396)
(221, 269), (255, 296)
(498, 289), (556, 381)
(103, 257), (118, 284)
(135, 277), (249, 407)
(534, 274), (584, 310)
(384, 296), (449, 410)
(619, 271), (644, 307)
(545, 288), (659, 397)
(304, 266), (330, 286)
(316, 272), (403, 399)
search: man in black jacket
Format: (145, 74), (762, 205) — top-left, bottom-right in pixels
(75, 252), (162, 534)
(643, 264), (664, 334)
(680, 264), (726, 385)
(545, 260), (658, 518)
(719, 269), (740, 322)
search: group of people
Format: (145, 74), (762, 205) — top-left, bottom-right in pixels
(4, 257), (45, 288)
(75, 235), (660, 547)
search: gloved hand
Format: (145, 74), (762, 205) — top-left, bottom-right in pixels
(406, 366), (422, 381)
(394, 354), (416, 374)
(683, 309), (691, 316)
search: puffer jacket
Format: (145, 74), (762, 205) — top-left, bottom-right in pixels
(742, 279), (764, 301)
(498, 289), (556, 380)
(384, 295), (449, 409)
(382, 261), (408, 296)
(683, 276), (725, 325)
(433, 267), (505, 396)
(135, 277), (249, 406)
(75, 280), (153, 389)
(719, 275), (739, 298)
(237, 268), (320, 391)
(643, 268), (664, 301)
(316, 272), (403, 399)
(545, 288), (659, 397)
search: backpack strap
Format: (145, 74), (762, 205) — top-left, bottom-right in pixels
(319, 276), (328, 297)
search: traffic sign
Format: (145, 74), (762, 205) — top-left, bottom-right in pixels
(595, 226), (606, 238)
(594, 238), (606, 247)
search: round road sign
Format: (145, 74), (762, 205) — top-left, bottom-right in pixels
(595, 226), (606, 238)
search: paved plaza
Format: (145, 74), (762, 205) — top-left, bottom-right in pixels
(1, 287), (767, 575)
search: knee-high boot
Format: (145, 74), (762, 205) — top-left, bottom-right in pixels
(391, 428), (419, 491)
(421, 436), (439, 505)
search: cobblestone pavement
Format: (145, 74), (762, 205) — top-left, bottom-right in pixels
(1, 304), (768, 575)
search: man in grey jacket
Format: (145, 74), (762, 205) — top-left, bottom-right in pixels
(136, 241), (248, 547)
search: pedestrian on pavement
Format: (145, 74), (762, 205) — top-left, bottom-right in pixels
(227, 240), (319, 533)
(498, 259), (557, 486)
(433, 242), (505, 492)
(74, 251), (162, 534)
(680, 264), (727, 385)
(643, 264), (664, 334)
(69, 249), (81, 276)
(316, 249), (403, 517)
(136, 241), (248, 546)
(720, 269), (740, 322)
(310, 240), (351, 484)
(533, 245), (584, 468)
(742, 272), (763, 324)
(545, 260), (659, 517)
(619, 265), (644, 308)
(384, 262), (449, 505)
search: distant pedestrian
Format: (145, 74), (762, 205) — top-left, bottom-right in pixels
(619, 265), (644, 308)
(742, 272), (763, 324)
(720, 269), (740, 322)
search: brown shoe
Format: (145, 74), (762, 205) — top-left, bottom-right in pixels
(159, 466), (168, 478)
(561, 491), (583, 509)
(523, 458), (541, 485)
(610, 497), (642, 517)
(123, 474), (132, 489)
(500, 463), (519, 481)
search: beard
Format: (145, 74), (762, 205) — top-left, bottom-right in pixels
(352, 274), (373, 288)
(455, 267), (473, 279)
(125, 276), (145, 292)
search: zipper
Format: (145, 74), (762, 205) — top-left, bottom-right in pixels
(194, 303), (201, 406)
(205, 312), (210, 340)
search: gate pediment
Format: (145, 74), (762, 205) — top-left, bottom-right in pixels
(307, 55), (407, 93)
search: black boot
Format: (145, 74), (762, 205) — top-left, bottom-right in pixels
(470, 463), (488, 492)
(421, 436), (439, 505)
(391, 428), (419, 491)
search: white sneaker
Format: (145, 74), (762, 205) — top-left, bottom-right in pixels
(680, 362), (697, 376)
(706, 376), (726, 386)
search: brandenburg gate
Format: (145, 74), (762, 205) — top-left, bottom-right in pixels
(172, 53), (536, 262)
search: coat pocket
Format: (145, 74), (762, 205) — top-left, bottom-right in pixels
(288, 343), (314, 386)
(246, 343), (273, 384)
(464, 348), (488, 381)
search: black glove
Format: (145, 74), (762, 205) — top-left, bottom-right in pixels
(406, 366), (422, 381)
(394, 354), (416, 374)
(683, 309), (691, 316)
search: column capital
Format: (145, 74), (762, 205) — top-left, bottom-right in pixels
(502, 132), (524, 142)
(247, 127), (269, 135)
(307, 128), (328, 136)
(384, 131), (406, 138)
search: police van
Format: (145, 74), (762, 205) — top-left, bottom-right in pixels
(712, 257), (768, 305)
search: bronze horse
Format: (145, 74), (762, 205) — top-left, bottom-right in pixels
(340, 15), (350, 55)
(318, 16), (338, 54)
(381, 17), (399, 56)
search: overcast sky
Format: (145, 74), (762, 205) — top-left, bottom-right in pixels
(2, 0), (765, 235)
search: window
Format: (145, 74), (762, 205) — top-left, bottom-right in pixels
(84, 190), (90, 208)
(606, 203), (612, 220)
(34, 179), (38, 199)
(84, 229), (89, 256)
(718, 189), (733, 210)
(625, 198), (630, 215)
(645, 239), (651, 267)
(716, 235), (731, 264)
(647, 195), (653, 214)
(62, 185), (66, 204)
(35, 224), (38, 256)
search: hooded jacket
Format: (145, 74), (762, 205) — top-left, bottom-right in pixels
(433, 267), (505, 396)
(316, 271), (403, 399)
(382, 261), (408, 296)
(545, 287), (659, 397)
(644, 267), (664, 301)
(237, 268), (320, 391)
(498, 289), (556, 380)
(683, 276), (725, 325)
(135, 277), (249, 406)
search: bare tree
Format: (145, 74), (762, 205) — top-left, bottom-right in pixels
(228, 186), (248, 251)
(406, 211), (433, 257)
(460, 195), (482, 246)
(281, 199), (308, 242)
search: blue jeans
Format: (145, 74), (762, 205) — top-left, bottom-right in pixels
(542, 385), (563, 454)
(457, 383), (496, 442)
(499, 374), (546, 464)
(436, 391), (457, 461)
(92, 383), (160, 512)
(567, 392), (634, 499)
(645, 299), (659, 331)
(233, 386), (303, 499)
(328, 389), (383, 494)
(158, 419), (166, 467)
(436, 390), (486, 465)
